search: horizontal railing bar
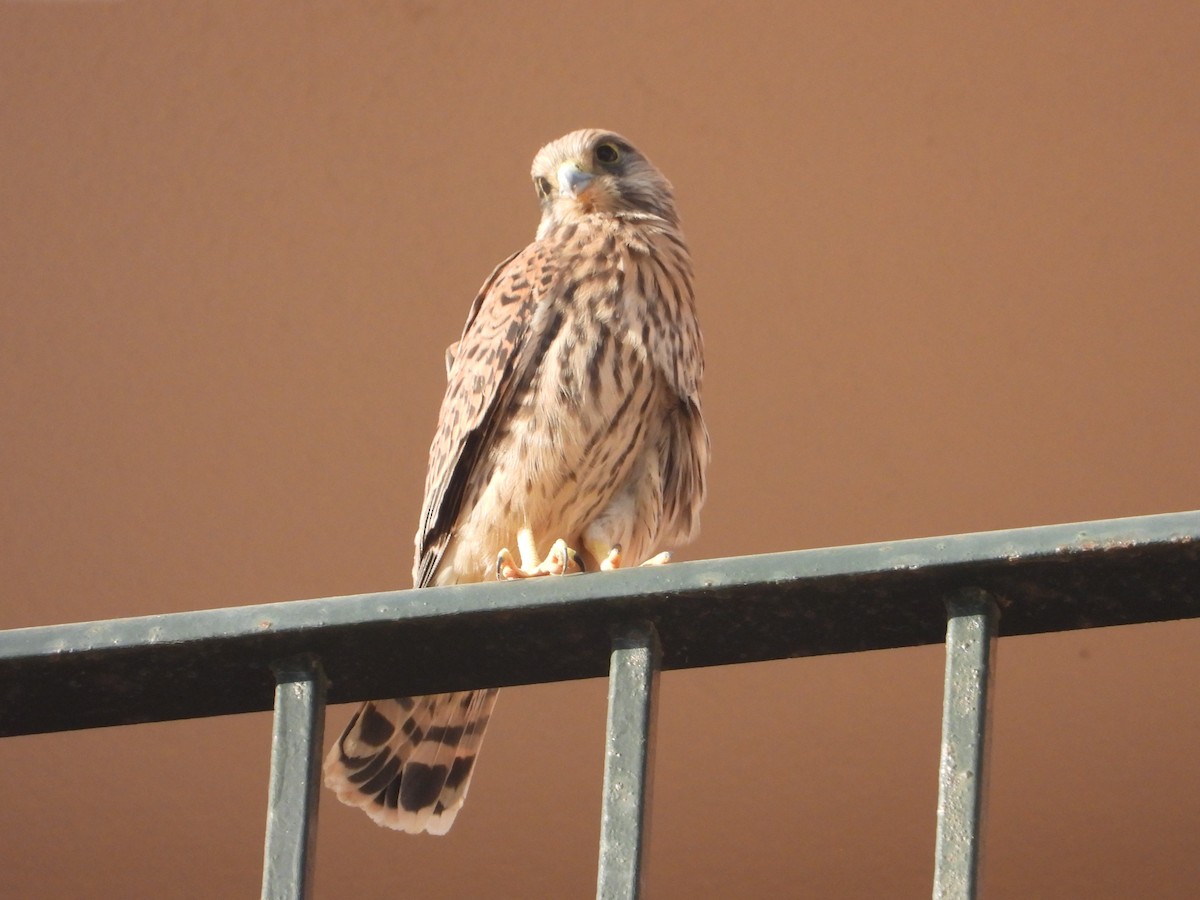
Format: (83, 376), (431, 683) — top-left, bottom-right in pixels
(0, 510), (1196, 737)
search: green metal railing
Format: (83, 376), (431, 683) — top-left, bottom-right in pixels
(1, 511), (1197, 899)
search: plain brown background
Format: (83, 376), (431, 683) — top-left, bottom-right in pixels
(2, 3), (1198, 898)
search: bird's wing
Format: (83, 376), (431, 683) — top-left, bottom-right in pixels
(413, 242), (562, 587)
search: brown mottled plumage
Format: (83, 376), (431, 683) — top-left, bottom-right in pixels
(323, 129), (708, 834)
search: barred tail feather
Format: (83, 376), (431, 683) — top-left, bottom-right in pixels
(323, 690), (498, 835)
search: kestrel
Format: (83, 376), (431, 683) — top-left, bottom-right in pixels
(323, 129), (708, 834)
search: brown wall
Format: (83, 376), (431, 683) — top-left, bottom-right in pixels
(2, 3), (1197, 897)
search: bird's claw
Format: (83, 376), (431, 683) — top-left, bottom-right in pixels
(496, 538), (585, 580)
(597, 544), (672, 571)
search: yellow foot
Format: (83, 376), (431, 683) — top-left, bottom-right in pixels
(598, 544), (672, 571)
(496, 537), (585, 580)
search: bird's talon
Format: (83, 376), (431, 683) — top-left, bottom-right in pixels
(497, 538), (584, 578)
(541, 538), (585, 576)
(595, 545), (670, 571)
(496, 548), (525, 580)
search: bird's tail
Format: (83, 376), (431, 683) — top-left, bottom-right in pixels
(323, 689), (498, 835)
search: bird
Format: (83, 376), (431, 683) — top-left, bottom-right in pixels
(322, 128), (709, 834)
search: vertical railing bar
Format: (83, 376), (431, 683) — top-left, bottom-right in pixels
(933, 588), (1000, 900)
(596, 621), (662, 900)
(261, 655), (327, 900)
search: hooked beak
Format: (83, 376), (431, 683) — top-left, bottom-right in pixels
(557, 160), (594, 197)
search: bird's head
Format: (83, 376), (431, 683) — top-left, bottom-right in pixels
(531, 129), (678, 238)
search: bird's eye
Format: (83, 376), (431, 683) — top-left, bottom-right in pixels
(595, 142), (621, 165)
(534, 176), (552, 198)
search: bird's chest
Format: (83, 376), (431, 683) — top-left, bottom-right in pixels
(538, 290), (656, 419)
(495, 305), (659, 516)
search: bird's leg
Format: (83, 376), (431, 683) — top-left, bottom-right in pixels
(496, 528), (585, 580)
